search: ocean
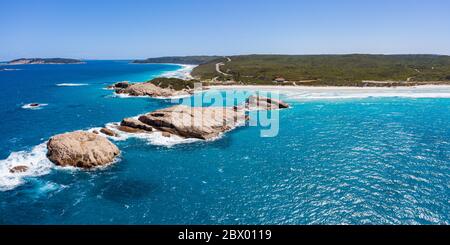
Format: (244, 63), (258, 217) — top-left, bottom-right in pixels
(0, 61), (449, 224)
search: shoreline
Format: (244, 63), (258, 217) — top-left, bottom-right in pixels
(206, 85), (450, 99)
(160, 64), (197, 80)
(141, 63), (197, 80)
(207, 84), (450, 90)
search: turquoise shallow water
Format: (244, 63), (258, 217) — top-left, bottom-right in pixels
(0, 61), (449, 224)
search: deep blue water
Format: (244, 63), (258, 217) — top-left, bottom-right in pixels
(0, 61), (449, 224)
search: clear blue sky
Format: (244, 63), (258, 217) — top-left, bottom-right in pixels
(1, 0), (449, 60)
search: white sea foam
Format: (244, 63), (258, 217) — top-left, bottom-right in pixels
(21, 103), (48, 110)
(0, 143), (53, 191)
(112, 91), (193, 100)
(56, 83), (89, 87)
(1, 68), (22, 71)
(111, 92), (149, 98)
(160, 64), (197, 80)
(100, 122), (201, 147)
(153, 94), (194, 100)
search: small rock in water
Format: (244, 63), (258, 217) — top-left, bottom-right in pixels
(9, 165), (29, 173)
(162, 132), (171, 138)
(47, 131), (120, 168)
(245, 95), (289, 110)
(100, 128), (118, 137)
(117, 125), (142, 133)
(121, 118), (153, 132)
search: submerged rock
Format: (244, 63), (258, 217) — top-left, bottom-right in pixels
(9, 165), (29, 173)
(245, 95), (289, 110)
(46, 131), (120, 168)
(137, 105), (247, 140)
(161, 132), (172, 138)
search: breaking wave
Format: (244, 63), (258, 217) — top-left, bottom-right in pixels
(159, 64), (197, 80)
(0, 143), (53, 191)
(1, 68), (22, 71)
(97, 122), (201, 147)
(22, 103), (48, 110)
(56, 83), (89, 87)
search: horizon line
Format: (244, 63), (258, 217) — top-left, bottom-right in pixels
(3, 53), (450, 62)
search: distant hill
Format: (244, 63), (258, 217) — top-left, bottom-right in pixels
(8, 58), (84, 65)
(132, 56), (222, 65)
(191, 54), (450, 86)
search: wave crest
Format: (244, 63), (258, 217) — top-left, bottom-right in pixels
(56, 83), (89, 87)
(0, 143), (53, 191)
(21, 103), (48, 110)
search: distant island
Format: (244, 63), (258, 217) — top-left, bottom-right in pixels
(189, 54), (450, 86)
(8, 58), (84, 65)
(132, 56), (221, 65)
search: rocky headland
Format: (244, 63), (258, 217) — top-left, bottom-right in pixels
(110, 77), (200, 98)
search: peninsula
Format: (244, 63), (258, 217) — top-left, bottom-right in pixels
(7, 58), (84, 65)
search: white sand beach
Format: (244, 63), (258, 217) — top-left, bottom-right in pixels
(160, 64), (197, 80)
(207, 85), (450, 99)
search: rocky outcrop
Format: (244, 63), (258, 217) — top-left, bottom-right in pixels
(117, 125), (143, 133)
(100, 127), (118, 137)
(120, 118), (153, 132)
(137, 105), (247, 140)
(110, 95), (288, 140)
(245, 95), (289, 110)
(47, 131), (120, 168)
(115, 82), (190, 98)
(111, 81), (129, 89)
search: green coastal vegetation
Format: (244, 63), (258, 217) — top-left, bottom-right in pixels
(133, 56), (221, 65)
(191, 54), (450, 86)
(8, 58), (83, 65)
(149, 77), (200, 90)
